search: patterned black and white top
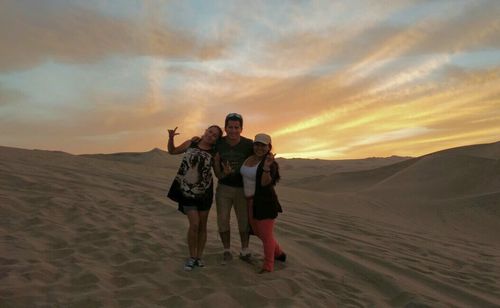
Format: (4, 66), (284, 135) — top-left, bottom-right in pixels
(176, 144), (214, 199)
(167, 142), (215, 212)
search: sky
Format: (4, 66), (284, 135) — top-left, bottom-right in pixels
(0, 0), (499, 159)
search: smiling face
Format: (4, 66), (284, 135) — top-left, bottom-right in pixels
(225, 120), (242, 142)
(202, 126), (222, 145)
(253, 142), (270, 158)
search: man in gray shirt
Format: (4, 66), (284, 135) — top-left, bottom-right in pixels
(214, 113), (254, 262)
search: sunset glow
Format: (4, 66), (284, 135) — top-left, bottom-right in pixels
(0, 0), (499, 159)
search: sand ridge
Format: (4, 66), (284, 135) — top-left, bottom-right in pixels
(1, 143), (499, 307)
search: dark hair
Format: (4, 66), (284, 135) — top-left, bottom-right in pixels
(208, 125), (223, 140)
(225, 113), (243, 128)
(271, 161), (281, 183)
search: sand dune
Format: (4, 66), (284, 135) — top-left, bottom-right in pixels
(277, 156), (410, 184)
(81, 148), (182, 170)
(287, 158), (418, 193)
(290, 141), (500, 195)
(289, 141), (500, 243)
(1, 143), (499, 307)
(368, 141), (500, 198)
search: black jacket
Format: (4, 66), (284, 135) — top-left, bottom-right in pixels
(252, 159), (282, 220)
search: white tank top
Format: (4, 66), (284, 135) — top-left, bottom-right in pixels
(240, 164), (258, 197)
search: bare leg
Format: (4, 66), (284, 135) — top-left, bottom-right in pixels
(197, 210), (209, 258)
(216, 185), (232, 251)
(239, 231), (249, 250)
(219, 231), (230, 250)
(186, 211), (200, 258)
(234, 191), (250, 251)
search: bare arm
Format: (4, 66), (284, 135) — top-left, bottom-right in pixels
(167, 127), (192, 155)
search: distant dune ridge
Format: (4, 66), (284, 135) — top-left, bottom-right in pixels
(0, 142), (499, 307)
(289, 141), (500, 194)
(81, 148), (182, 170)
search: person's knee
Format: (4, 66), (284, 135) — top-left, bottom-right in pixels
(237, 218), (249, 233)
(238, 225), (249, 234)
(198, 219), (207, 229)
(198, 220), (208, 233)
(189, 221), (200, 233)
(217, 218), (230, 233)
(217, 210), (231, 232)
(216, 198), (232, 233)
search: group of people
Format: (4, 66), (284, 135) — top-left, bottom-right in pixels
(167, 113), (286, 274)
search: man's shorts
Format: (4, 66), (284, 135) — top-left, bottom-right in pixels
(215, 184), (249, 233)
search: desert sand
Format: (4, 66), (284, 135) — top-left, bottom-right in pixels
(1, 142), (499, 307)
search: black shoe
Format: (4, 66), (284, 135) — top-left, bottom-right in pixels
(195, 258), (205, 267)
(275, 253), (286, 262)
(240, 252), (253, 264)
(239, 252), (252, 262)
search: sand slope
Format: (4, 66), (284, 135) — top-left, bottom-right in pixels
(81, 148), (182, 170)
(277, 156), (410, 184)
(290, 141), (500, 195)
(1, 144), (499, 307)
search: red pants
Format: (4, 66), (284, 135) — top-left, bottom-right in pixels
(248, 200), (283, 272)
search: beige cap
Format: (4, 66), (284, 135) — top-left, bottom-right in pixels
(254, 133), (271, 145)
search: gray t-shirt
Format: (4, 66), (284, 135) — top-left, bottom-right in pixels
(215, 136), (253, 187)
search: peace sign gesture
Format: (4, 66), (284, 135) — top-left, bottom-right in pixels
(264, 152), (276, 169)
(221, 160), (233, 176)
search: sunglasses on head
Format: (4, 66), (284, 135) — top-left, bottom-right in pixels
(226, 113), (242, 119)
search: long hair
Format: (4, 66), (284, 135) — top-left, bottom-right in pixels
(208, 125), (223, 141)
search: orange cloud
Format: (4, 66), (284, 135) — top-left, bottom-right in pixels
(1, 1), (498, 158)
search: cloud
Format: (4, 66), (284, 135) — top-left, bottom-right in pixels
(0, 92), (191, 153)
(408, 1), (500, 55)
(262, 64), (500, 158)
(236, 1), (417, 78)
(350, 127), (433, 147)
(0, 84), (25, 107)
(0, 1), (231, 72)
(1, 0), (498, 158)
(252, 0), (499, 93)
(369, 55), (451, 94)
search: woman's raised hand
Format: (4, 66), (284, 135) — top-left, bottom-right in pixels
(264, 152), (275, 168)
(168, 127), (179, 139)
